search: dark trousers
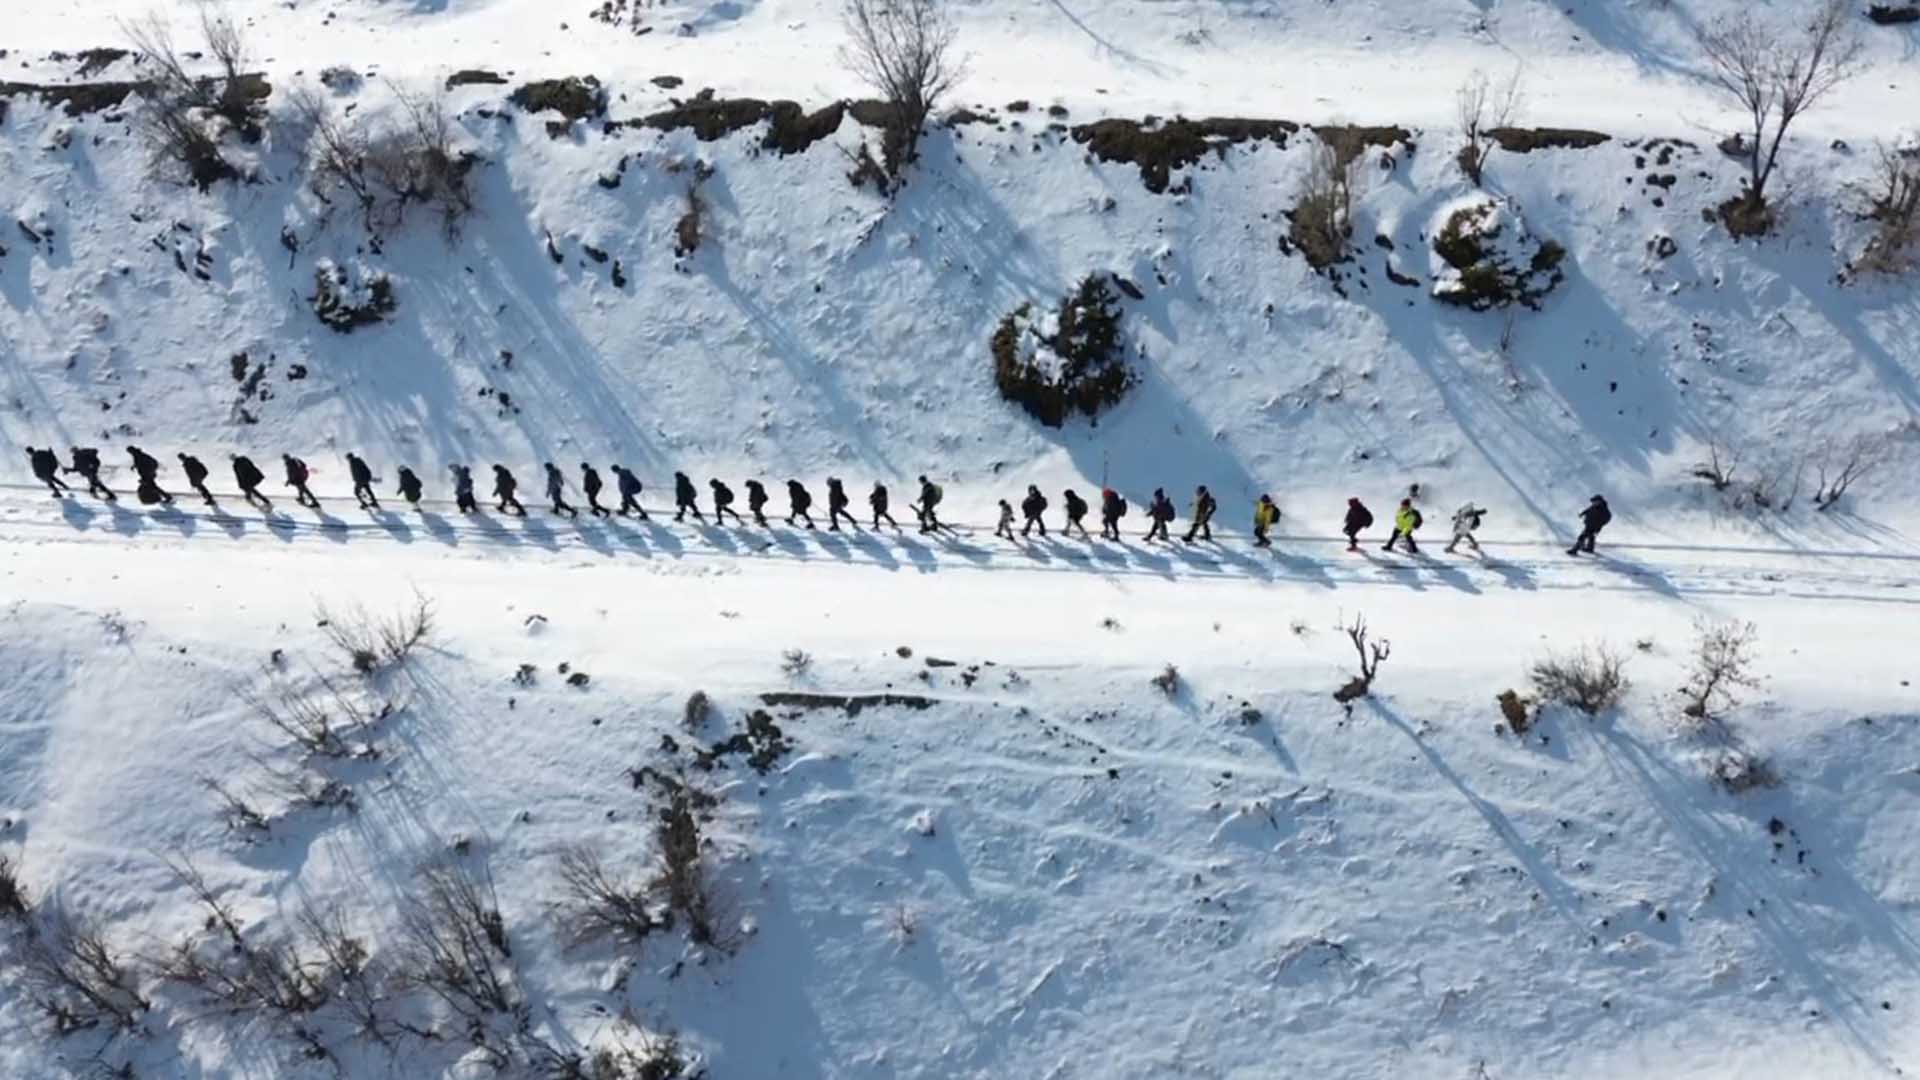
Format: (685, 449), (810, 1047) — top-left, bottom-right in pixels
(676, 501), (704, 522)
(455, 490), (476, 513)
(619, 492), (646, 518)
(497, 493), (524, 515)
(716, 503), (744, 524)
(1184, 518), (1212, 542)
(829, 506), (856, 530)
(1101, 515), (1120, 540)
(241, 485), (273, 510)
(190, 479), (216, 505)
(873, 509), (898, 528)
(78, 471), (115, 500)
(550, 494), (577, 518)
(1064, 513), (1089, 538)
(353, 482), (379, 508)
(1145, 518), (1169, 541)
(292, 482), (318, 508)
(1383, 529), (1418, 553)
(37, 472), (71, 495)
(1022, 513), (1046, 537)
(1569, 528), (1600, 554)
(586, 491), (609, 516)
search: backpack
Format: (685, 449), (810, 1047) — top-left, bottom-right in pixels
(1116, 497), (1129, 518)
(925, 483), (943, 507)
(1410, 509), (1423, 530)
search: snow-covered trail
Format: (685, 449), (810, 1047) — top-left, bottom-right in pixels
(7, 483), (1920, 605)
(6, 485), (1917, 715)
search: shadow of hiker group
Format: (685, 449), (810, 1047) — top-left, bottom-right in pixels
(42, 491), (1706, 598)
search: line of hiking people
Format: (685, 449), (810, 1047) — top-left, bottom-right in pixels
(21, 445), (1616, 557)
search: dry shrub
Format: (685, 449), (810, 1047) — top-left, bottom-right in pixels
(0, 852), (28, 920)
(1679, 619), (1759, 724)
(292, 83), (478, 242)
(555, 846), (668, 950)
(316, 590), (433, 675)
(1528, 645), (1629, 715)
(1331, 612), (1389, 704)
(20, 902), (151, 1034)
(1856, 139), (1920, 275)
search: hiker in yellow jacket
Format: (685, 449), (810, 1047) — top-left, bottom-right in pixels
(1252, 494), (1279, 548)
(1382, 498), (1422, 553)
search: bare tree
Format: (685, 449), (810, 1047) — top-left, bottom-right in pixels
(1696, 0), (1862, 231)
(1811, 433), (1886, 511)
(1290, 129), (1366, 271)
(291, 84), (476, 243)
(839, 0), (965, 188)
(1679, 619), (1760, 724)
(1455, 68), (1523, 186)
(555, 846), (668, 950)
(122, 7), (266, 143)
(394, 859), (523, 1061)
(1331, 612), (1390, 704)
(1857, 138), (1920, 275)
(20, 902), (151, 1034)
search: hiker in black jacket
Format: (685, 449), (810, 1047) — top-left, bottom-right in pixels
(827, 478), (856, 531)
(1062, 488), (1090, 538)
(787, 480), (816, 528)
(1568, 495), (1612, 556)
(545, 463), (578, 518)
(580, 463), (609, 517)
(1183, 485), (1216, 543)
(1144, 488), (1175, 542)
(69, 447), (114, 501)
(1100, 487), (1125, 541)
(870, 482), (899, 529)
(128, 445), (173, 505)
(745, 479), (770, 526)
(673, 472), (704, 522)
(284, 455), (318, 508)
(450, 464), (477, 513)
(711, 478), (744, 524)
(611, 465), (646, 518)
(395, 466), (424, 508)
(1342, 497), (1373, 552)
(492, 464), (525, 516)
(232, 455), (271, 510)
(178, 453), (215, 505)
(347, 453), (379, 509)
(1020, 485), (1049, 537)
(26, 447), (70, 497)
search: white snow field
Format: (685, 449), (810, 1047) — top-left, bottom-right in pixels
(3, 0), (1920, 1075)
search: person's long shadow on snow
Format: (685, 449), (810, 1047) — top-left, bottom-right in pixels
(1267, 547), (1335, 590)
(846, 530), (902, 571)
(418, 511), (459, 547)
(465, 511), (525, 550)
(893, 534), (940, 575)
(692, 524), (744, 557)
(1372, 699), (1582, 923)
(811, 530), (857, 563)
(203, 503), (250, 540)
(516, 516), (562, 551)
(58, 497), (102, 533)
(640, 520), (685, 558)
(367, 509), (415, 545)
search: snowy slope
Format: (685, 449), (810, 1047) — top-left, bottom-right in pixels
(3, 0), (1920, 1075)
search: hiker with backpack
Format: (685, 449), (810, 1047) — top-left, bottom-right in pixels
(1445, 504), (1486, 554)
(1100, 487), (1126, 541)
(1568, 495), (1611, 556)
(1183, 485), (1216, 543)
(1342, 498), (1373, 552)
(1144, 488), (1175, 542)
(1062, 488), (1090, 538)
(1020, 485), (1049, 537)
(1253, 494), (1279, 548)
(1383, 498), (1423, 553)
(914, 475), (945, 533)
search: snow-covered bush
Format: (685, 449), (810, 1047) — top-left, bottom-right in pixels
(1528, 645), (1629, 715)
(1710, 749), (1780, 793)
(992, 274), (1135, 428)
(311, 259), (396, 332)
(1429, 196), (1566, 311)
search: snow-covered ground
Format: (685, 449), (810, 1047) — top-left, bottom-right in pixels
(3, 0), (1920, 1075)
